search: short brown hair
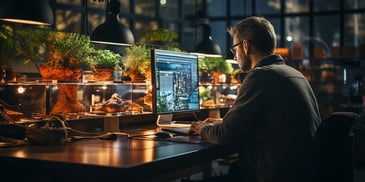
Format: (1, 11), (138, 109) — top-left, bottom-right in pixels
(228, 16), (277, 55)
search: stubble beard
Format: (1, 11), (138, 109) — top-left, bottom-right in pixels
(240, 54), (252, 72)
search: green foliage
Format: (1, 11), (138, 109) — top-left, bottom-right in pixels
(0, 24), (96, 70)
(198, 57), (234, 74)
(138, 29), (179, 49)
(47, 32), (95, 69)
(124, 45), (151, 74)
(0, 24), (20, 66)
(124, 28), (183, 79)
(13, 26), (51, 64)
(93, 49), (121, 69)
(199, 86), (212, 101)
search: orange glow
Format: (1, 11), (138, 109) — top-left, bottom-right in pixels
(274, 48), (290, 58)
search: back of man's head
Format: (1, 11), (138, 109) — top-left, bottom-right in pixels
(229, 16), (277, 55)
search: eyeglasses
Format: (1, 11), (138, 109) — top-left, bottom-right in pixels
(230, 41), (243, 56)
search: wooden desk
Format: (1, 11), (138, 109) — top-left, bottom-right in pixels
(0, 132), (233, 182)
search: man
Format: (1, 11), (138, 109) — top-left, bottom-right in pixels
(190, 16), (322, 182)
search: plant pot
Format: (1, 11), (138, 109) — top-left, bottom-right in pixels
(127, 70), (146, 83)
(93, 68), (114, 81)
(38, 64), (86, 114)
(38, 64), (82, 81)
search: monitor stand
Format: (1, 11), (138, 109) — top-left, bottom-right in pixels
(156, 114), (191, 128)
(156, 114), (173, 125)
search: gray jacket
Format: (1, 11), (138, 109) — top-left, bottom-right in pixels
(201, 55), (322, 182)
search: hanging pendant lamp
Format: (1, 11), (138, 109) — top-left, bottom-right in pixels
(194, 24), (222, 55)
(0, 0), (53, 26)
(90, 0), (135, 46)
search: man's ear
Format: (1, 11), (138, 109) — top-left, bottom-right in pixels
(243, 40), (249, 54)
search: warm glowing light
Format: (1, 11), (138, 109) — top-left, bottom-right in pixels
(274, 48), (290, 57)
(0, 18), (51, 26)
(17, 86), (26, 94)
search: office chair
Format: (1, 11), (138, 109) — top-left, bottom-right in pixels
(318, 112), (358, 182)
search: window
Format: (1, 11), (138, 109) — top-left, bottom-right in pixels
(344, 13), (365, 46)
(256, 0), (281, 14)
(313, 0), (340, 12)
(285, 0), (309, 13)
(50, 0), (365, 58)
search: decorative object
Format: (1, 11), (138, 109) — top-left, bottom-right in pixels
(101, 93), (130, 113)
(37, 32), (96, 114)
(92, 49), (122, 81)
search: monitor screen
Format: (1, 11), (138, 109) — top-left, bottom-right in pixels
(151, 49), (200, 116)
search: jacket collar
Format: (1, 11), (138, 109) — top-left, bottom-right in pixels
(239, 54), (286, 82)
(253, 54), (285, 68)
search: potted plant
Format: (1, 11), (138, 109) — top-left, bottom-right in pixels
(38, 31), (95, 80)
(33, 31), (96, 113)
(123, 28), (182, 83)
(123, 45), (151, 82)
(92, 49), (122, 81)
(138, 28), (180, 49)
(198, 56), (233, 83)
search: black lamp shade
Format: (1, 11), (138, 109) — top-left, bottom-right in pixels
(90, 0), (135, 45)
(90, 20), (135, 45)
(0, 0), (53, 26)
(195, 38), (222, 55)
(194, 24), (222, 55)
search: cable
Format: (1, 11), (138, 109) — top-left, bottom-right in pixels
(68, 128), (104, 136)
(46, 115), (71, 142)
(0, 110), (16, 124)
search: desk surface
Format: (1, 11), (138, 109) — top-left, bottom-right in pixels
(0, 128), (233, 182)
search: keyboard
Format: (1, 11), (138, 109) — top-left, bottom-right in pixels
(156, 120), (193, 128)
(162, 127), (195, 135)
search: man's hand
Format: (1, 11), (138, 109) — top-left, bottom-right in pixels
(203, 118), (223, 125)
(190, 118), (222, 135)
(190, 121), (211, 135)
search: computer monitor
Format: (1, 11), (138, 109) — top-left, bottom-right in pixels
(151, 49), (200, 126)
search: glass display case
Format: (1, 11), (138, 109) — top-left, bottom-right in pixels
(199, 82), (239, 108)
(0, 81), (151, 123)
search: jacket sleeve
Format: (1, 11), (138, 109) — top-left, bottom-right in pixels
(201, 70), (269, 145)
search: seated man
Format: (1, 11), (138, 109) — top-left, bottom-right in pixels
(190, 16), (322, 182)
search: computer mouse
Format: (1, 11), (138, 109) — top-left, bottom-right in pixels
(155, 131), (174, 138)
